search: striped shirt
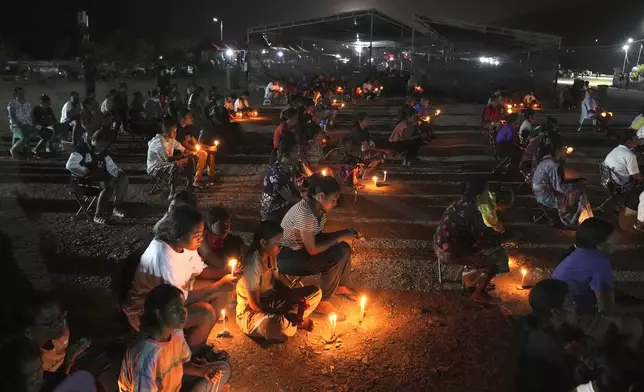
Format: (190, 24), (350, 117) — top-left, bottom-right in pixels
(281, 198), (326, 250)
(301, 139), (324, 168)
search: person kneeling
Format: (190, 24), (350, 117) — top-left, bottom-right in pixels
(389, 106), (423, 166)
(66, 127), (128, 224)
(237, 222), (321, 342)
(119, 284), (230, 392)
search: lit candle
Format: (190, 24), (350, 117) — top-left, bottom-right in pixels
(435, 109), (441, 116)
(372, 176), (378, 187)
(321, 169), (328, 177)
(195, 144), (200, 151)
(520, 268), (527, 288)
(360, 296), (366, 322)
(221, 309), (227, 332)
(383, 171), (387, 182)
(329, 313), (337, 337)
(566, 146), (574, 155)
(214, 140), (220, 147)
(228, 258), (238, 275)
(354, 189), (358, 203)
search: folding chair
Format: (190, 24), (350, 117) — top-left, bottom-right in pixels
(533, 202), (557, 226)
(597, 163), (635, 213)
(487, 132), (510, 175)
(436, 252), (466, 290)
(282, 274), (305, 288)
(69, 178), (102, 221)
(148, 165), (189, 195)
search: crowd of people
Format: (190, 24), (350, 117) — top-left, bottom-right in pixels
(5, 75), (644, 391)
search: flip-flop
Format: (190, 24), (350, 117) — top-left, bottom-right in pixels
(93, 216), (107, 225)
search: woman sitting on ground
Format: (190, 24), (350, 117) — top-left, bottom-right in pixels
(270, 108), (298, 164)
(433, 176), (509, 304)
(352, 112), (391, 179)
(516, 279), (593, 392)
(236, 221), (321, 342)
(0, 335), (97, 392)
(300, 124), (325, 172)
(123, 206), (238, 354)
(532, 138), (593, 227)
(553, 218), (643, 349)
(261, 135), (302, 222)
(389, 106), (423, 166)
(200, 206), (247, 268)
(119, 284), (230, 392)
(278, 174), (358, 317)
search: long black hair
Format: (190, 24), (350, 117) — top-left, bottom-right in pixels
(308, 173), (341, 196)
(0, 335), (41, 392)
(205, 206), (229, 229)
(246, 221), (283, 262)
(153, 205), (204, 244)
(462, 175), (489, 201)
(354, 112), (369, 130)
(140, 284), (184, 331)
(561, 217), (614, 260)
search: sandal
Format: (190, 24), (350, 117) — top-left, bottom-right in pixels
(93, 216), (107, 225)
(112, 208), (126, 218)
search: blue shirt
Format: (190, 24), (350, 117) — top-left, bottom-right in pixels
(495, 124), (516, 145)
(552, 248), (614, 314)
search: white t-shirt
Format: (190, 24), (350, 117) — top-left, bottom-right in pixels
(234, 98), (249, 112)
(604, 145), (639, 185)
(519, 120), (533, 145)
(146, 134), (185, 175)
(100, 98), (112, 114)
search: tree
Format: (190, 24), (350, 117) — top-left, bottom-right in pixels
(631, 64), (644, 82)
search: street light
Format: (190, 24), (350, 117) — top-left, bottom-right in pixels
(638, 44), (643, 67)
(213, 17), (223, 42)
(277, 51), (283, 57)
(623, 44), (630, 74)
(628, 38), (634, 43)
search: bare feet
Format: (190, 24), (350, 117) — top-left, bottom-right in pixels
(472, 291), (500, 305)
(314, 301), (345, 320)
(297, 319), (315, 331)
(335, 286), (359, 302)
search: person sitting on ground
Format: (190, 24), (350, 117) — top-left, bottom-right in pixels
(278, 174), (358, 317)
(519, 117), (562, 180)
(577, 88), (598, 132)
(295, 99), (315, 145)
(100, 89), (117, 116)
(176, 110), (213, 187)
(66, 126), (128, 224)
(80, 94), (102, 142)
(487, 88), (502, 105)
(271, 108), (298, 164)
(265, 80), (282, 102)
(519, 108), (537, 146)
(199, 206), (247, 268)
(516, 279), (593, 392)
(168, 89), (185, 120)
(237, 221), (321, 342)
(144, 88), (164, 123)
(119, 284), (230, 392)
(630, 106), (644, 134)
(146, 117), (198, 194)
(603, 131), (644, 231)
(0, 335), (97, 392)
(482, 94), (505, 132)
(433, 176), (509, 304)
(523, 91), (538, 107)
(314, 89), (337, 127)
(168, 190), (197, 211)
(553, 218), (643, 349)
(261, 135), (302, 222)
(19, 293), (92, 381)
(300, 124), (325, 171)
(532, 138), (593, 227)
(389, 106), (423, 166)
(60, 92), (82, 129)
(223, 94), (236, 114)
(31, 95), (57, 154)
(352, 112), (390, 179)
(234, 91), (251, 113)
(122, 206), (239, 353)
(495, 113), (524, 175)
(478, 187), (513, 235)
(8, 87), (37, 159)
(397, 96), (416, 123)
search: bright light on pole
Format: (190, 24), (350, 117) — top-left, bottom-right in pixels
(638, 44), (643, 66)
(213, 17), (223, 42)
(623, 44), (630, 51)
(277, 51), (283, 57)
(623, 44), (631, 74)
(628, 38), (634, 43)
(225, 49), (233, 57)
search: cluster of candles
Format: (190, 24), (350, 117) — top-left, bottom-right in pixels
(194, 140), (220, 152)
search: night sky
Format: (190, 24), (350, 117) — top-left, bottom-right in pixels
(1, 0), (642, 58)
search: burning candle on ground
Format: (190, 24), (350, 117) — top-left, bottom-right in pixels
(520, 268), (528, 288)
(372, 176), (378, 187)
(321, 168), (328, 176)
(329, 313), (337, 337)
(221, 309), (227, 332)
(360, 296), (367, 322)
(383, 171), (387, 182)
(566, 146), (574, 155)
(228, 258), (238, 275)
(354, 189), (358, 203)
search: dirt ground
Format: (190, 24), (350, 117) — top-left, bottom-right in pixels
(3, 88), (644, 391)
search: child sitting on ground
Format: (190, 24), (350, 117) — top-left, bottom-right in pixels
(119, 284), (230, 392)
(236, 221), (321, 342)
(199, 206), (247, 269)
(168, 190), (197, 211)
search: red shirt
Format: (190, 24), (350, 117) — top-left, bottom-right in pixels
(273, 123), (293, 149)
(482, 105), (501, 123)
(205, 231), (225, 251)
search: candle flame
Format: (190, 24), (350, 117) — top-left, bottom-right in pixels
(214, 140), (220, 146)
(372, 176), (378, 186)
(221, 309), (226, 318)
(195, 144), (200, 151)
(228, 258), (238, 268)
(435, 109), (441, 115)
(521, 268), (527, 277)
(360, 296), (366, 308)
(566, 146), (573, 155)
(423, 116), (430, 122)
(321, 169), (328, 176)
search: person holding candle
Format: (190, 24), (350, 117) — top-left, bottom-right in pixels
(119, 284), (231, 392)
(200, 206), (247, 270)
(261, 136), (303, 222)
(278, 174), (358, 317)
(236, 221), (321, 342)
(270, 108), (298, 164)
(351, 112), (391, 180)
(300, 125), (325, 171)
(175, 110), (213, 188)
(552, 218), (643, 349)
(389, 106), (423, 167)
(123, 206), (239, 355)
(433, 176), (509, 304)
